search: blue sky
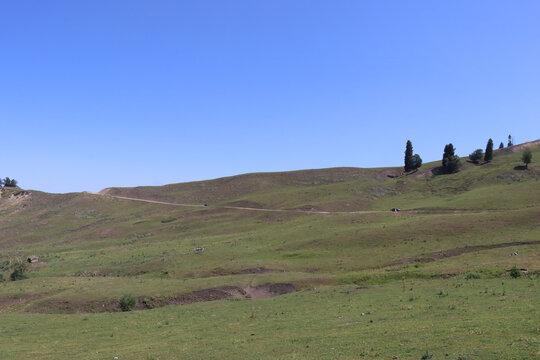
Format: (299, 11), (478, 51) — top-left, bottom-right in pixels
(1, 1), (539, 193)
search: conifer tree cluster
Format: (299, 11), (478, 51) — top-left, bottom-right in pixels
(507, 134), (513, 147)
(0, 177), (18, 187)
(442, 144), (461, 173)
(404, 140), (422, 172)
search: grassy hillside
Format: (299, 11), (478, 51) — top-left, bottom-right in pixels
(0, 141), (538, 359)
(101, 141), (540, 211)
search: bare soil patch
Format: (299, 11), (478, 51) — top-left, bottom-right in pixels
(24, 283), (297, 314)
(243, 283), (297, 300)
(234, 267), (283, 275)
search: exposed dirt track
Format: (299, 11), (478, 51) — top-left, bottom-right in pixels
(95, 193), (381, 214)
(96, 193), (508, 216)
(20, 284), (297, 314)
(381, 240), (540, 268)
(102, 195), (207, 208)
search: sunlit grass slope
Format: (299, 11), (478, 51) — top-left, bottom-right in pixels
(0, 141), (538, 359)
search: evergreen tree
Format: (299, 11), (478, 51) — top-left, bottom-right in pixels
(484, 138), (493, 162)
(499, 142), (504, 149)
(2, 177), (17, 187)
(404, 140), (414, 172)
(442, 143), (460, 173)
(442, 144), (454, 163)
(508, 134), (513, 147)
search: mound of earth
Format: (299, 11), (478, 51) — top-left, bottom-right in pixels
(20, 283), (297, 314)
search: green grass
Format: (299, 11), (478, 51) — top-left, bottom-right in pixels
(0, 141), (538, 359)
(0, 278), (537, 359)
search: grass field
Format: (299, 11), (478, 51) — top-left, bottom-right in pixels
(0, 142), (538, 359)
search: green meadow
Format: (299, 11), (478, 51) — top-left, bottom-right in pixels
(0, 143), (538, 359)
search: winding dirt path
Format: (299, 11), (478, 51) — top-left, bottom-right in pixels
(104, 195), (207, 208)
(378, 240), (540, 269)
(96, 193), (382, 214)
(94, 193), (514, 216)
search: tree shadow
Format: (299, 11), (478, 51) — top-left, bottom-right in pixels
(431, 167), (446, 175)
(514, 165), (528, 171)
(466, 160), (489, 165)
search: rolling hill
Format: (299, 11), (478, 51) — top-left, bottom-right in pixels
(0, 141), (538, 359)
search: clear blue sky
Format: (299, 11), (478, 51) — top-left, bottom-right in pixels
(1, 1), (539, 193)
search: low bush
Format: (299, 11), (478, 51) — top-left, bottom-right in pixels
(119, 294), (137, 311)
(464, 272), (481, 280)
(509, 266), (521, 279)
(10, 261), (28, 281)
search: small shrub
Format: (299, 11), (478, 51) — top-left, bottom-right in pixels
(10, 260), (28, 281)
(468, 149), (483, 163)
(521, 148), (532, 168)
(119, 294), (137, 311)
(465, 272), (481, 280)
(10, 269), (27, 281)
(509, 266), (521, 278)
(457, 356), (468, 360)
(421, 350), (433, 360)
(0, 273), (4, 283)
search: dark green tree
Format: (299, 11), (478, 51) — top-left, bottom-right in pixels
(404, 140), (414, 172)
(412, 154), (422, 169)
(2, 177), (18, 187)
(507, 134), (513, 147)
(9, 260), (28, 281)
(404, 140), (423, 172)
(499, 142), (504, 149)
(484, 138), (493, 162)
(522, 148), (532, 168)
(442, 143), (461, 173)
(469, 149), (483, 164)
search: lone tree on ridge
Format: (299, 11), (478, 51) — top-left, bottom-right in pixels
(484, 138), (494, 162)
(499, 142), (504, 149)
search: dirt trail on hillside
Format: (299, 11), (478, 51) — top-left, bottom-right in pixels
(95, 193), (511, 216)
(379, 240), (540, 268)
(100, 195), (208, 208)
(94, 193), (380, 214)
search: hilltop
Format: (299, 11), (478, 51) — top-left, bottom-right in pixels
(0, 141), (538, 359)
(100, 140), (540, 211)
